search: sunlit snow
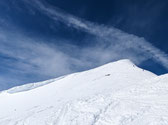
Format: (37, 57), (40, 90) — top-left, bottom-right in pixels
(0, 59), (168, 125)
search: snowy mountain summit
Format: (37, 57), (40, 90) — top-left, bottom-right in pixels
(0, 59), (168, 125)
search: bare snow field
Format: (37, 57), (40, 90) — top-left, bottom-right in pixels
(0, 59), (168, 125)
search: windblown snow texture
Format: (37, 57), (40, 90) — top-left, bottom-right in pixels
(0, 59), (168, 125)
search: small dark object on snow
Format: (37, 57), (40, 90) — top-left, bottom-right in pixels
(105, 74), (111, 76)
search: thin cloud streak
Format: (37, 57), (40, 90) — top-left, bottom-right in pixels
(0, 29), (122, 89)
(26, 0), (168, 69)
(0, 0), (168, 90)
(0, 25), (148, 90)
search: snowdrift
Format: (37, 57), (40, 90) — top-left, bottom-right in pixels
(0, 59), (168, 125)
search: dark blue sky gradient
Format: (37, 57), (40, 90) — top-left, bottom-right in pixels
(0, 0), (168, 90)
(1, 0), (168, 48)
(45, 0), (168, 51)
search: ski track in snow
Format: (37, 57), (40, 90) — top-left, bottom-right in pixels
(0, 59), (168, 125)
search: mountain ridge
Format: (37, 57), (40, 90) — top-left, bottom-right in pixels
(0, 59), (168, 125)
(3, 59), (156, 94)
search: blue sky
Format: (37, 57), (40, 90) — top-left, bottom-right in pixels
(0, 0), (168, 90)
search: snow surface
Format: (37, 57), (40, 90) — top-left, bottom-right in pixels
(0, 59), (168, 125)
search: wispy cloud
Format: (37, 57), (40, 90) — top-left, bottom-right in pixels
(0, 28), (123, 89)
(24, 0), (168, 69)
(0, 0), (168, 90)
(0, 26), (146, 90)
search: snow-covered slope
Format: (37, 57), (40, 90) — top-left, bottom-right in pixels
(0, 59), (168, 125)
